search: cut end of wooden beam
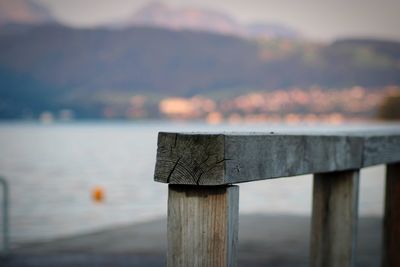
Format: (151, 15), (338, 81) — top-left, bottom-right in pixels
(154, 132), (226, 185)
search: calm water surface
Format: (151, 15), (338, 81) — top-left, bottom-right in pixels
(0, 121), (385, 246)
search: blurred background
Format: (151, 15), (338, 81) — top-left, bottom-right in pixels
(0, 0), (399, 266)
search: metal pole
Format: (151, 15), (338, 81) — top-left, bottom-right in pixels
(0, 176), (9, 254)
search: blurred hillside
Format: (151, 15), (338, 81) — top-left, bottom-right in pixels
(116, 1), (300, 39)
(0, 0), (54, 25)
(378, 92), (400, 120)
(1, 23), (400, 119)
(0, 0), (400, 120)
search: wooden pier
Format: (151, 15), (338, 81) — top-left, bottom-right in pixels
(154, 128), (400, 267)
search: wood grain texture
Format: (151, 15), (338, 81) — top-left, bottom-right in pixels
(154, 130), (400, 185)
(154, 132), (363, 185)
(167, 185), (239, 267)
(362, 135), (400, 167)
(154, 133), (226, 185)
(382, 162), (400, 267)
(310, 170), (359, 267)
(224, 134), (362, 184)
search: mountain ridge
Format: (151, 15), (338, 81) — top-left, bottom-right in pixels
(0, 0), (54, 26)
(0, 24), (399, 118)
(118, 1), (301, 39)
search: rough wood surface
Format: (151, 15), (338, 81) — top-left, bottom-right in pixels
(154, 130), (400, 185)
(362, 135), (400, 167)
(310, 170), (359, 267)
(155, 133), (226, 185)
(167, 185), (239, 267)
(224, 134), (361, 184)
(382, 162), (400, 267)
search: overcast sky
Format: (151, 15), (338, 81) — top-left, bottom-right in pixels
(37, 0), (400, 41)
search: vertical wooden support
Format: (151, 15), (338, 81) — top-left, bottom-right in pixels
(167, 185), (239, 267)
(310, 170), (360, 267)
(383, 162), (400, 267)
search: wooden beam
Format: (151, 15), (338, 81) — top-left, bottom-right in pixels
(310, 170), (359, 267)
(167, 185), (239, 267)
(382, 162), (400, 267)
(361, 135), (400, 167)
(154, 130), (400, 185)
(154, 132), (365, 185)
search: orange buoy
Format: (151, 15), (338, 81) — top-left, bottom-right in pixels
(92, 186), (105, 203)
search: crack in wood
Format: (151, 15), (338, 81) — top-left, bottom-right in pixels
(216, 158), (232, 164)
(195, 158), (232, 185)
(166, 157), (181, 183)
(162, 158), (198, 184)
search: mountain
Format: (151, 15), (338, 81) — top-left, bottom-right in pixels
(0, 24), (399, 118)
(120, 1), (300, 39)
(0, 0), (53, 26)
(130, 2), (241, 35)
(247, 23), (300, 39)
(0, 24), (262, 94)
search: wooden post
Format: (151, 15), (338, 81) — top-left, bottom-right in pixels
(167, 185), (239, 267)
(310, 170), (360, 267)
(383, 162), (400, 267)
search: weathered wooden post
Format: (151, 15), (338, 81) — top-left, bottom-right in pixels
(167, 185), (239, 267)
(310, 170), (360, 267)
(383, 162), (400, 267)
(154, 133), (240, 267)
(153, 129), (400, 267)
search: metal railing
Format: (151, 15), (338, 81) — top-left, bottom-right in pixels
(0, 176), (9, 255)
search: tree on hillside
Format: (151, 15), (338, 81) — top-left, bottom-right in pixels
(378, 93), (400, 120)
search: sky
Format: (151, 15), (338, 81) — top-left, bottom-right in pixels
(36, 0), (400, 41)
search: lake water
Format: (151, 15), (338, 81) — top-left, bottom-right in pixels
(0, 121), (386, 246)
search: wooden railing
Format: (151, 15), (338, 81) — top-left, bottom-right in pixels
(153, 128), (400, 267)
